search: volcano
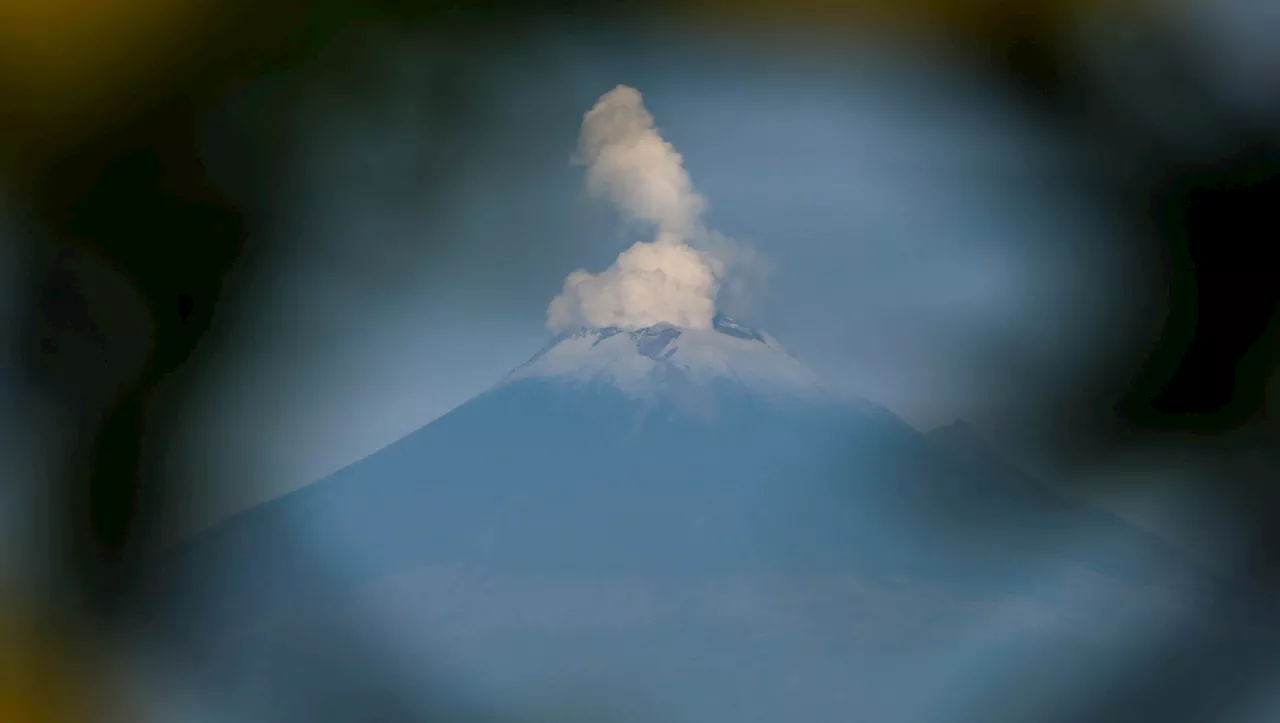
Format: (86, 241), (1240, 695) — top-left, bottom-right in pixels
(153, 317), (1256, 723)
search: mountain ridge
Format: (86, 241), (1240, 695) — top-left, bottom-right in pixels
(164, 326), (1211, 596)
(144, 318), (1268, 723)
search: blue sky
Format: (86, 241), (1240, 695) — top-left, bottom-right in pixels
(168, 27), (1148, 534)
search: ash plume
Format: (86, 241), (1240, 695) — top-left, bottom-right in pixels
(548, 85), (758, 331)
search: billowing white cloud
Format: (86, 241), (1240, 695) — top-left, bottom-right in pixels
(575, 85), (704, 236)
(548, 85), (754, 331)
(548, 236), (719, 330)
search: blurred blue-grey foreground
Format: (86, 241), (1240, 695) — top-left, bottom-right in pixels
(151, 315), (1270, 723)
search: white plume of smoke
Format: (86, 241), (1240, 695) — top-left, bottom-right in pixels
(548, 85), (752, 332)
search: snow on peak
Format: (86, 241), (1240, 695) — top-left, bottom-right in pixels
(502, 315), (828, 400)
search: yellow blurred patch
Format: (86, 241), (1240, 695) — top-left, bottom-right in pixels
(0, 0), (218, 163)
(0, 604), (103, 723)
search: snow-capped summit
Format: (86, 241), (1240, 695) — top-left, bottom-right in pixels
(503, 314), (828, 401)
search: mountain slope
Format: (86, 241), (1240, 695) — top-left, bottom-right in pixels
(149, 319), (1246, 723)
(164, 318), (1214, 613)
(924, 419), (1223, 588)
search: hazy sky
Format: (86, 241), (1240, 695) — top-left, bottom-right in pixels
(168, 27), (1146, 535)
